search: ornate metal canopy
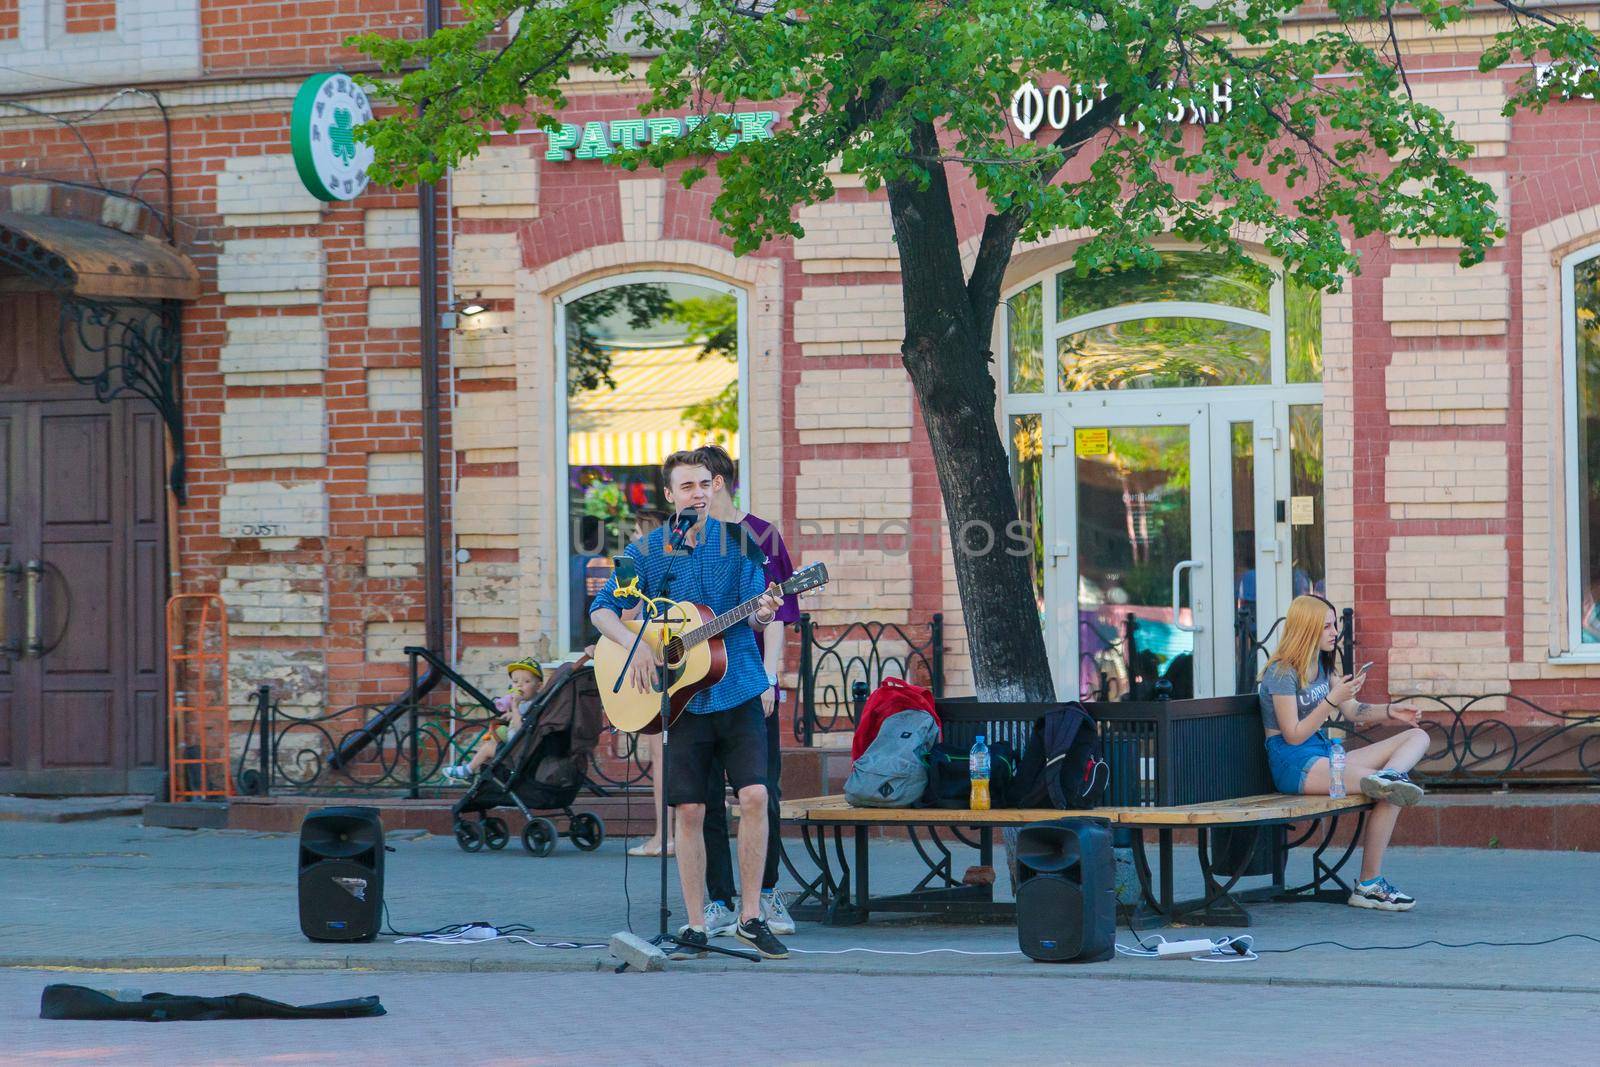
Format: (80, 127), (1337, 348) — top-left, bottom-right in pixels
(0, 210), (197, 502)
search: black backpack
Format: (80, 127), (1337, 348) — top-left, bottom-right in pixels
(920, 740), (1019, 809)
(1014, 702), (1110, 810)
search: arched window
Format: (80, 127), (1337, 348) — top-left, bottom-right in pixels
(1005, 251), (1323, 395)
(558, 273), (746, 652)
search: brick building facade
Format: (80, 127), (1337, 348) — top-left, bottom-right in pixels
(3, 3), (1600, 793)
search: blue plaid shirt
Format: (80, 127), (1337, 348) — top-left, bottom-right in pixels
(590, 517), (769, 714)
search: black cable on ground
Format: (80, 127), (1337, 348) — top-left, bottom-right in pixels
(381, 901), (471, 939)
(1260, 932), (1600, 955)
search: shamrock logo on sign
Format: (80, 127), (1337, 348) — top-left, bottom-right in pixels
(292, 73), (375, 201)
(329, 108), (357, 165)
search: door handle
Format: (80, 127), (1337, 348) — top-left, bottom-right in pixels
(1172, 559), (1204, 633)
(24, 559), (43, 657)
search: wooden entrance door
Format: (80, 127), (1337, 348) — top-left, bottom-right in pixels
(0, 293), (166, 794)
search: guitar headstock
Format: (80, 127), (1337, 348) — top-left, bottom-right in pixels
(781, 561), (829, 597)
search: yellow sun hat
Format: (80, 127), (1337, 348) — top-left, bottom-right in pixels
(505, 658), (544, 680)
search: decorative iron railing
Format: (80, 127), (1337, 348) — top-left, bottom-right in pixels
(796, 613), (943, 745)
(1348, 693), (1600, 787)
(234, 646), (654, 797)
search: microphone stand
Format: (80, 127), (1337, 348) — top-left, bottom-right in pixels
(616, 512), (758, 964)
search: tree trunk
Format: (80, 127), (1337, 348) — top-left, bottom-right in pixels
(885, 123), (1055, 703)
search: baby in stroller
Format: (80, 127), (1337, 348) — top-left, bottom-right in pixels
(442, 657), (546, 781)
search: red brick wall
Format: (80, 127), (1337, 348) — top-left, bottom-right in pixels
(65, 0), (116, 34)
(0, 0), (18, 41)
(200, 1), (477, 76)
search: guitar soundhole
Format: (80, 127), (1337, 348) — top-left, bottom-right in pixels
(663, 637), (686, 665)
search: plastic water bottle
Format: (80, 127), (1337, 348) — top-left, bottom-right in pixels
(970, 734), (991, 811)
(1328, 735), (1347, 799)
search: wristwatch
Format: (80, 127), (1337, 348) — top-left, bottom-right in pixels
(766, 671), (779, 688)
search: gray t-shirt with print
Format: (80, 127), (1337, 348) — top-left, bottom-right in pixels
(1258, 661), (1331, 737)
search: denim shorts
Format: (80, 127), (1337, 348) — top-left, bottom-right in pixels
(1265, 732), (1331, 794)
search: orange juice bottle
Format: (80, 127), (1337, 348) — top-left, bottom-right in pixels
(969, 734), (991, 811)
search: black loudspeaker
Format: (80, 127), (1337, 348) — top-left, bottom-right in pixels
(298, 806), (385, 942)
(1014, 818), (1116, 963)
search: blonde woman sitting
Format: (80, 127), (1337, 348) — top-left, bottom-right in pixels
(1258, 596), (1429, 911)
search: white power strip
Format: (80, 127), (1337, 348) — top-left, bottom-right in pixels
(1155, 938), (1219, 960)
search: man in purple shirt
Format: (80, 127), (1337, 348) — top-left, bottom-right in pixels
(694, 444), (801, 938)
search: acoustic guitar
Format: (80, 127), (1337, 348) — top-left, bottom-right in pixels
(594, 561), (829, 734)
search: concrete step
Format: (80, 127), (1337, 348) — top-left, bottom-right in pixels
(0, 795), (149, 823)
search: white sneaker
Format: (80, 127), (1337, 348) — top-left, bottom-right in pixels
(442, 764), (473, 782)
(1348, 877), (1416, 912)
(761, 890), (796, 935)
(703, 900), (739, 937)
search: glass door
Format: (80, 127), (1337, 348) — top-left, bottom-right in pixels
(1055, 401), (1209, 701)
(1052, 397), (1276, 701)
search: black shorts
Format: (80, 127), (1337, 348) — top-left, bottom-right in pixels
(666, 697), (768, 806)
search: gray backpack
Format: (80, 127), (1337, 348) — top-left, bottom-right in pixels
(844, 709), (940, 807)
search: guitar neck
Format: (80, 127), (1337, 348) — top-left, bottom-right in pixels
(679, 593), (767, 650)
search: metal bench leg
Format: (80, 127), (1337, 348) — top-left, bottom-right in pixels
(1128, 830), (1171, 923)
(855, 825), (869, 920)
(1168, 827), (1253, 927)
(825, 825), (866, 926)
(778, 827), (831, 915)
(1275, 813), (1366, 904)
(1159, 829), (1174, 914)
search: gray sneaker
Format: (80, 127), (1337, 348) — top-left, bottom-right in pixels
(1360, 769), (1425, 808)
(760, 890), (796, 935)
(703, 900), (739, 938)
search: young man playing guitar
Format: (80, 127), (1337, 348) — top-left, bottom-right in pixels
(589, 451), (789, 960)
(693, 444), (800, 939)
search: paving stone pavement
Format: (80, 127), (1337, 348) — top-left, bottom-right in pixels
(2, 968), (1596, 1066)
(2, 816), (1600, 998)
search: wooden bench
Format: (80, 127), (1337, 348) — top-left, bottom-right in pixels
(778, 696), (1374, 927)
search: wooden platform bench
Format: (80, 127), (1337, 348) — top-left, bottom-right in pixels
(777, 696), (1374, 927)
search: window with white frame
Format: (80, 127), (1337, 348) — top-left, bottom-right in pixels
(1564, 247), (1600, 647)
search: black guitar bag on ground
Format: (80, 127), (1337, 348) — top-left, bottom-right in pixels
(40, 984), (386, 1021)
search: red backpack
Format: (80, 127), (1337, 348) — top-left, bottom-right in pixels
(852, 678), (941, 761)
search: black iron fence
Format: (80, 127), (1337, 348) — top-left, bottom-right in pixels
(1348, 694), (1600, 787)
(795, 612), (943, 745)
(235, 646), (652, 798)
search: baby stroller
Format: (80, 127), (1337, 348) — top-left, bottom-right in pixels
(450, 661), (608, 857)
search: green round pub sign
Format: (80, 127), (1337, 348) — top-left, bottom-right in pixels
(290, 72), (375, 202)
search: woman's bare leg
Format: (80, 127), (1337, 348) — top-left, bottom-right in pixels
(1304, 729), (1429, 882)
(1344, 727), (1429, 775)
(1357, 800), (1402, 881)
(635, 733), (673, 854)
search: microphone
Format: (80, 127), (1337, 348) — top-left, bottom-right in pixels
(670, 510), (697, 537)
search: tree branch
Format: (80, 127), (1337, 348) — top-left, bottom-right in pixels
(965, 101), (1120, 342)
